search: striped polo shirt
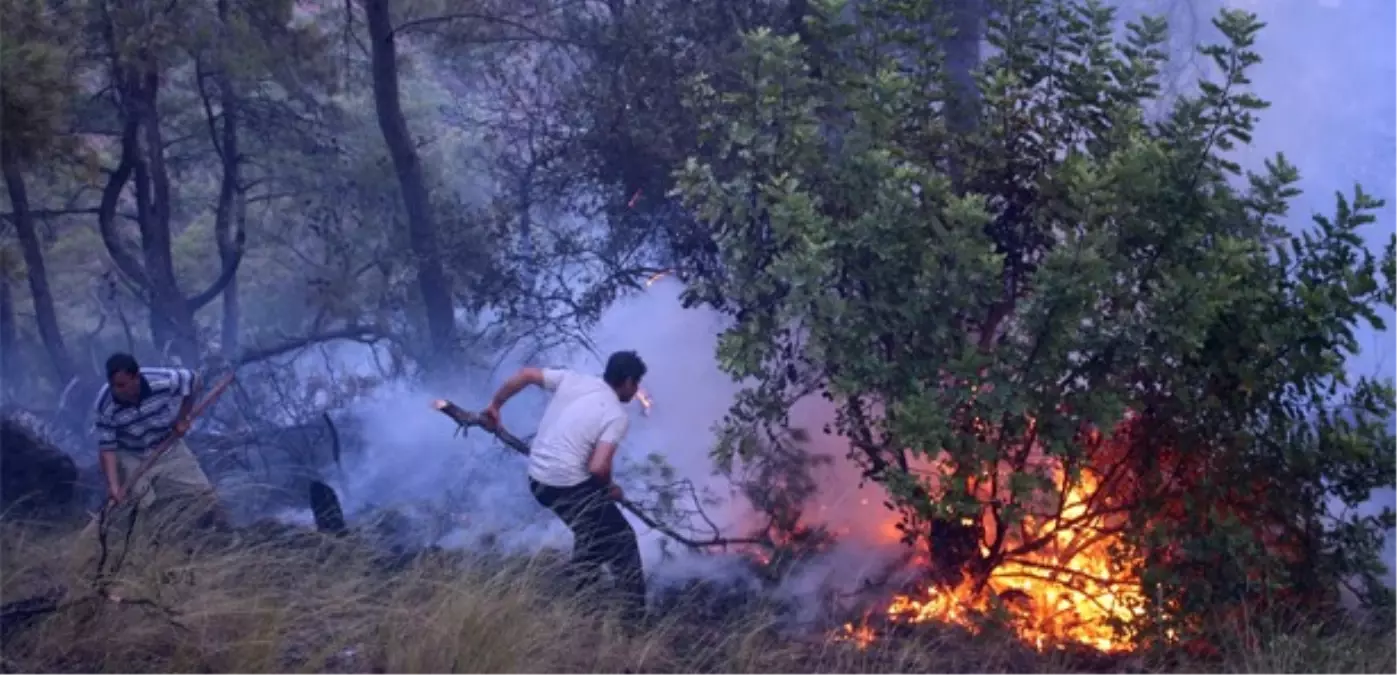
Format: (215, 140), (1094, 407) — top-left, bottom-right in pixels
(94, 367), (196, 454)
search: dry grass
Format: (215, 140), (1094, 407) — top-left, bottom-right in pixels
(1, 508), (1392, 674)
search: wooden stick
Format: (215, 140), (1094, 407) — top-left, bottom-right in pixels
(430, 398), (763, 551)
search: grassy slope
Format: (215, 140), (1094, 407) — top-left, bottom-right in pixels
(0, 514), (1392, 674)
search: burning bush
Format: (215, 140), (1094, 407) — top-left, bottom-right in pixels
(672, 0), (1396, 656)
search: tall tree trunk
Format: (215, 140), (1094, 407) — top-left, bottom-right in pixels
(129, 67), (200, 365)
(213, 0), (245, 359)
(364, 0), (458, 363)
(927, 0), (987, 570)
(212, 130), (243, 358)
(0, 262), (16, 400)
(221, 270), (240, 358)
(1, 145), (75, 383)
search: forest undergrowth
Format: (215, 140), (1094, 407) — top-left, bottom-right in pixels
(0, 510), (1391, 675)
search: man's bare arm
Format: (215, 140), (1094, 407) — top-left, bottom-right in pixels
(100, 448), (122, 501)
(95, 405), (123, 500)
(176, 370), (202, 421)
(488, 367), (546, 409)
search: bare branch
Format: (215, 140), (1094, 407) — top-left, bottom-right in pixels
(184, 249), (243, 311)
(234, 325), (392, 367)
(390, 1), (589, 46)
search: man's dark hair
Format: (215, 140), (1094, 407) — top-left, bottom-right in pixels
(603, 350), (647, 387)
(105, 352), (140, 379)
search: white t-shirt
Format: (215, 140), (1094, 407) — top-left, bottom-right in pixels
(527, 368), (631, 487)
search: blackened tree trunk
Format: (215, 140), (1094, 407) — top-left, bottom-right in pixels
(1, 144), (75, 383)
(364, 0), (458, 363)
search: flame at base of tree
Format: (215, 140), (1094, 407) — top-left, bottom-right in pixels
(838, 463), (1145, 654)
(827, 407), (1349, 656)
(694, 369), (1376, 656)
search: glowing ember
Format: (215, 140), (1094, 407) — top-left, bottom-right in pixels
(644, 270), (670, 287)
(841, 463), (1145, 653)
(841, 622), (876, 649)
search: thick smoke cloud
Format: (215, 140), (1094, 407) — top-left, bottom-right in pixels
(297, 278), (905, 598)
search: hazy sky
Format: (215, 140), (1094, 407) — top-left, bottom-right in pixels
(1230, 0), (1396, 380)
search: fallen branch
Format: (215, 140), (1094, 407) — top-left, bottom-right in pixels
(431, 399), (764, 552)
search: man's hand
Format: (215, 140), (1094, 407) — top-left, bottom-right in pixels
(172, 417), (191, 438)
(480, 403), (502, 430)
(480, 368), (548, 431)
(607, 483), (624, 502)
(99, 449), (122, 508)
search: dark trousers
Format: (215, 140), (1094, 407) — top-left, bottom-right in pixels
(530, 476), (646, 620)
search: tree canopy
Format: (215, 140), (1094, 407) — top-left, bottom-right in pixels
(671, 0), (1395, 643)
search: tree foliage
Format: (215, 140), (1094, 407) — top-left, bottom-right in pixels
(0, 0), (82, 165)
(672, 0), (1396, 642)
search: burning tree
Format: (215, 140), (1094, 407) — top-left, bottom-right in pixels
(671, 0), (1396, 651)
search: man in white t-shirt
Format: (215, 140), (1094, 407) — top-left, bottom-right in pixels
(481, 350), (648, 620)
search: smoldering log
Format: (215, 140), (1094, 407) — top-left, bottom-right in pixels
(309, 479), (347, 536)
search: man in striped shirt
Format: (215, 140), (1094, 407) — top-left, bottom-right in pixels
(95, 352), (213, 510)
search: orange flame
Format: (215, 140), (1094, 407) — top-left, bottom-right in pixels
(841, 462), (1144, 653)
(841, 622), (877, 650)
(636, 389), (653, 416)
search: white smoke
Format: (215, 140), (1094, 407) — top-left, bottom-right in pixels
(264, 276), (906, 603)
